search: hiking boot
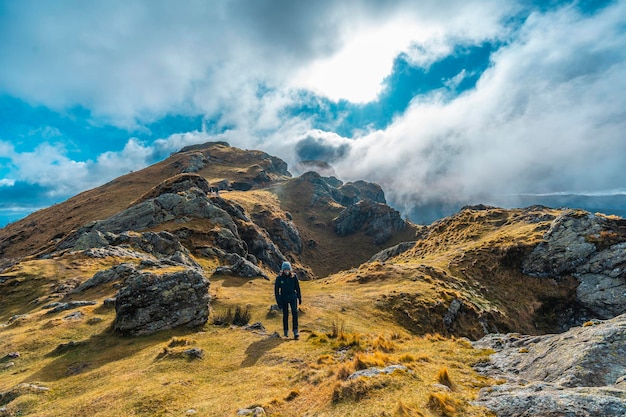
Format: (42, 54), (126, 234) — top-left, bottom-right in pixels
(294, 331), (299, 340)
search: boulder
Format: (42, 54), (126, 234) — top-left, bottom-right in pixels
(113, 269), (210, 336)
(473, 314), (626, 416)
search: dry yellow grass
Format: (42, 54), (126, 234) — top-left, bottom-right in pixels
(0, 144), (588, 416)
(0, 254), (496, 417)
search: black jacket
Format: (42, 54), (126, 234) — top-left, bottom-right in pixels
(275, 272), (301, 305)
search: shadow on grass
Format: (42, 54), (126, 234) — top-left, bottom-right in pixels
(211, 275), (255, 288)
(22, 326), (193, 383)
(240, 336), (286, 368)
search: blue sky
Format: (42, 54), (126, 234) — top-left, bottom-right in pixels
(1, 0), (625, 226)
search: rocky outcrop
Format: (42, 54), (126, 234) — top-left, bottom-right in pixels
(473, 314), (626, 416)
(334, 200), (407, 245)
(73, 263), (138, 293)
(113, 269), (210, 336)
(369, 241), (417, 263)
(251, 210), (302, 254)
(336, 180), (386, 206)
(214, 254), (269, 279)
(523, 210), (626, 319)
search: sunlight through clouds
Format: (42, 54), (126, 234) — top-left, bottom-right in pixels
(290, 17), (430, 103)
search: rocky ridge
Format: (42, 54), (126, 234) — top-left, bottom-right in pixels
(2, 143), (414, 336)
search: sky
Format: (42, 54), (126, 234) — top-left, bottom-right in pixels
(1, 0), (625, 227)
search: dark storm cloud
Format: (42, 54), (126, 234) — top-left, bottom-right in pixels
(295, 135), (351, 163)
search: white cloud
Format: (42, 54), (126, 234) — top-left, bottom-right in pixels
(0, 0), (517, 125)
(1, 0), (625, 224)
(332, 1), (626, 211)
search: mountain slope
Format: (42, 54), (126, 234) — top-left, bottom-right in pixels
(1, 142), (625, 416)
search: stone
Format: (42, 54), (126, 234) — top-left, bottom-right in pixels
(237, 407), (266, 416)
(251, 210), (303, 254)
(244, 322), (266, 332)
(473, 314), (626, 416)
(443, 299), (463, 330)
(475, 383), (626, 417)
(63, 311), (83, 320)
(183, 348), (204, 360)
(42, 301), (97, 314)
(0, 383), (49, 407)
(347, 365), (408, 380)
(113, 269), (210, 336)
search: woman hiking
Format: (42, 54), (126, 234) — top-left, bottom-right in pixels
(274, 261), (302, 339)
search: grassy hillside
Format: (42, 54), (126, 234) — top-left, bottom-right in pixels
(0, 253), (495, 417)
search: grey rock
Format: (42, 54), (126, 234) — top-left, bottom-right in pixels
(576, 273), (626, 319)
(113, 269), (210, 336)
(368, 241), (417, 263)
(0, 383), (49, 407)
(42, 301), (97, 314)
(74, 263), (138, 293)
(522, 211), (602, 277)
(64, 311), (83, 320)
(474, 314), (626, 417)
(183, 348), (204, 360)
(348, 364), (408, 380)
(213, 254), (269, 279)
(244, 322), (266, 332)
(334, 200), (407, 245)
(337, 180), (386, 205)
(475, 382), (626, 417)
(522, 211), (626, 319)
(237, 406), (266, 416)
(443, 299), (463, 330)
(182, 152), (207, 173)
(251, 210), (303, 254)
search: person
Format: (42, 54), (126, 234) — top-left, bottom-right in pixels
(274, 261), (302, 339)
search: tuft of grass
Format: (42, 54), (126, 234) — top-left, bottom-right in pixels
(328, 319), (346, 339)
(284, 390), (300, 401)
(399, 353), (417, 363)
(427, 391), (460, 416)
(395, 401), (426, 416)
(437, 367), (454, 390)
(210, 305), (251, 326)
(168, 337), (192, 347)
(331, 377), (388, 403)
(232, 305), (252, 326)
(211, 308), (234, 326)
(335, 364), (354, 381)
(372, 334), (397, 353)
(353, 351), (390, 371)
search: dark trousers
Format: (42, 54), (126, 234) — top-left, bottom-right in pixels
(281, 298), (298, 335)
